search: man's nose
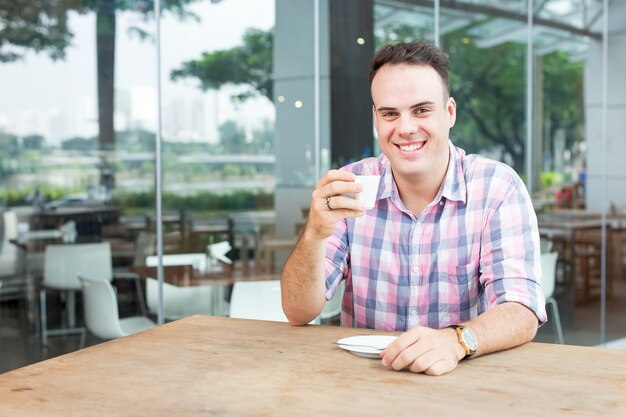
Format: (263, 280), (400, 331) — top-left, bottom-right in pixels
(397, 114), (417, 136)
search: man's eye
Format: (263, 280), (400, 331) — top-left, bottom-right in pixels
(414, 108), (430, 114)
(382, 112), (397, 118)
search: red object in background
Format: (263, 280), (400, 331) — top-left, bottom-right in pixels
(556, 186), (573, 208)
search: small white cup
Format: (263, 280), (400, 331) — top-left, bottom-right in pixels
(353, 175), (380, 209)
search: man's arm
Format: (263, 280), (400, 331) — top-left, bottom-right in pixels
(281, 170), (363, 326)
(280, 231), (328, 325)
(380, 301), (538, 376)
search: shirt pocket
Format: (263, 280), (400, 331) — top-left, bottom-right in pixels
(430, 262), (480, 321)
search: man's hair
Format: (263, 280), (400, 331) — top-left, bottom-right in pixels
(369, 40), (450, 97)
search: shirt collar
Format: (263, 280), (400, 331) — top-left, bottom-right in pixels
(439, 140), (467, 204)
(377, 140), (467, 204)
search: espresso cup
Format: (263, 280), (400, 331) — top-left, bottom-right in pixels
(354, 175), (380, 209)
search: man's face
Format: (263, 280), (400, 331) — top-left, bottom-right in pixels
(371, 64), (456, 183)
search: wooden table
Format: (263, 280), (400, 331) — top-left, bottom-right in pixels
(1, 316), (625, 416)
(130, 264), (276, 287)
(538, 216), (604, 324)
(130, 265), (277, 316)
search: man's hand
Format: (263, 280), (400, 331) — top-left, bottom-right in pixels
(305, 170), (365, 240)
(380, 326), (465, 376)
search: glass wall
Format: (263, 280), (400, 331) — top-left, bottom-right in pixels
(1, 0), (625, 373)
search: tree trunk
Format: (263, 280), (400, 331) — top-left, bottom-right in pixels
(96, 0), (116, 192)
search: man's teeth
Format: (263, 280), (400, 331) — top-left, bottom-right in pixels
(399, 143), (424, 151)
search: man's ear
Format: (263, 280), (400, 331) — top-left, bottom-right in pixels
(447, 97), (457, 128)
(372, 104), (377, 127)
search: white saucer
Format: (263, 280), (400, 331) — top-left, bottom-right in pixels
(336, 335), (397, 359)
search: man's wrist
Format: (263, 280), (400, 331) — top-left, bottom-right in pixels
(447, 325), (478, 360)
(448, 328), (466, 361)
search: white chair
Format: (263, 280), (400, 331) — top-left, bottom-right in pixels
(40, 242), (113, 347)
(229, 280), (288, 322)
(145, 277), (215, 320)
(0, 211), (21, 301)
(542, 252), (564, 344)
(78, 274), (155, 346)
(320, 280), (345, 323)
(112, 231), (156, 315)
(540, 236), (553, 254)
(145, 254), (217, 320)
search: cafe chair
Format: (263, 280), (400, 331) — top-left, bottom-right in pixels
(231, 214), (261, 271)
(145, 253), (217, 319)
(0, 210), (22, 301)
(319, 280), (345, 324)
(540, 236), (553, 254)
(542, 252), (564, 344)
(574, 226), (613, 302)
(144, 277), (215, 320)
(78, 274), (155, 346)
(229, 280), (288, 322)
(257, 237), (297, 273)
(40, 242), (113, 347)
(112, 231), (156, 315)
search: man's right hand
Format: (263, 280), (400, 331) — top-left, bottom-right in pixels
(305, 169), (366, 240)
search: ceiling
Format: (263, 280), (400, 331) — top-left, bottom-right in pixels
(374, 0), (608, 58)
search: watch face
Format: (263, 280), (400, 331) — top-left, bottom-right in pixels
(461, 328), (478, 351)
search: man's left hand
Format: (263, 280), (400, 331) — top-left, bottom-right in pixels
(380, 326), (465, 376)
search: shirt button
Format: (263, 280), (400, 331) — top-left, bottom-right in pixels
(412, 265), (419, 273)
(439, 201), (444, 206)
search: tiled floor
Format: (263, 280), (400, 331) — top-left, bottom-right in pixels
(1, 279), (625, 374)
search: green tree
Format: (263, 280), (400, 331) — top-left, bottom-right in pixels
(62, 137), (96, 152)
(0, 132), (19, 179)
(22, 134), (45, 150)
(116, 128), (156, 152)
(0, 0), (78, 62)
(218, 121), (247, 154)
(171, 28), (273, 102)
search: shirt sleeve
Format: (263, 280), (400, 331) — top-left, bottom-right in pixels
(324, 218), (350, 301)
(479, 177), (547, 325)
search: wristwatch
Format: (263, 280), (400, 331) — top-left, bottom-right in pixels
(448, 325), (477, 359)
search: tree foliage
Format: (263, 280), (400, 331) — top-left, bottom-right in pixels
(0, 0), (80, 62)
(218, 120), (247, 154)
(171, 28), (273, 102)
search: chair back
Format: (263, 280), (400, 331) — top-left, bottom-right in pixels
(541, 252), (559, 299)
(133, 232), (156, 266)
(145, 277), (214, 320)
(229, 280), (288, 322)
(78, 274), (125, 340)
(146, 253), (207, 271)
(540, 236), (553, 254)
(0, 211), (18, 276)
(43, 242), (112, 290)
(320, 280), (345, 320)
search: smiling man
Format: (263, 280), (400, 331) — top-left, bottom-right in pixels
(281, 40), (546, 376)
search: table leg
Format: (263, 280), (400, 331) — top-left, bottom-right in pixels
(67, 291), (76, 328)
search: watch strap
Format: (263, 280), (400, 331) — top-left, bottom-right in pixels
(447, 325), (476, 359)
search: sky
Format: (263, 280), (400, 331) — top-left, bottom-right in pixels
(0, 0), (275, 144)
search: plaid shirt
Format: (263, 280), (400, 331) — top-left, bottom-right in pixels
(324, 142), (547, 331)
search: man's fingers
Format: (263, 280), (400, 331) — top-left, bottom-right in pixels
(406, 350), (440, 373)
(382, 327), (424, 365)
(316, 169), (355, 189)
(325, 195), (365, 212)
